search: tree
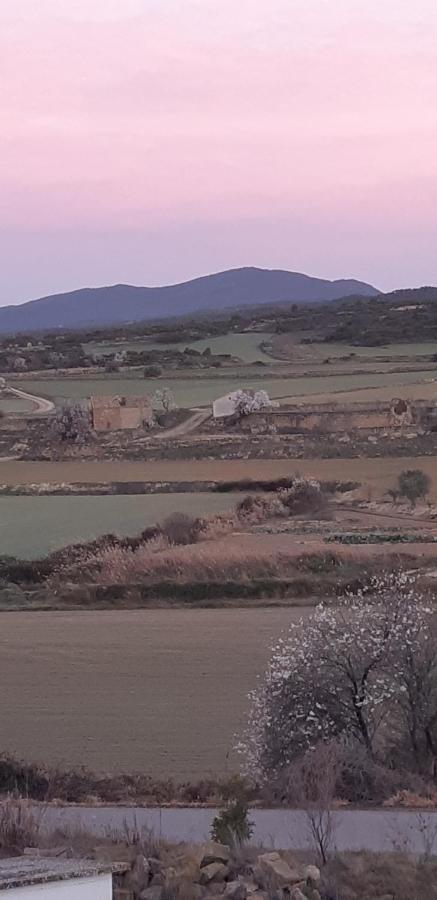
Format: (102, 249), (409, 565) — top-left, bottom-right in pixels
(152, 388), (177, 412)
(238, 573), (437, 782)
(51, 403), (92, 444)
(234, 389), (273, 417)
(398, 469), (431, 507)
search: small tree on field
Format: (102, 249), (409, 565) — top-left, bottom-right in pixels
(152, 388), (177, 412)
(398, 469), (431, 507)
(51, 403), (91, 444)
(238, 573), (437, 781)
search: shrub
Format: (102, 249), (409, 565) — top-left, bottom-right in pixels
(235, 494), (287, 524)
(161, 513), (201, 546)
(144, 365), (162, 378)
(280, 477), (326, 516)
(211, 799), (253, 848)
(398, 469), (431, 506)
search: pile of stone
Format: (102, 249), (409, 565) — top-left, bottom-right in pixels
(94, 841), (321, 900)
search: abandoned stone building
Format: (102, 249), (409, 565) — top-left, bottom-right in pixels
(90, 395), (154, 432)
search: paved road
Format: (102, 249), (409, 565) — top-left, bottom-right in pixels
(39, 806), (437, 855)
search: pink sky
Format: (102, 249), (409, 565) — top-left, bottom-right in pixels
(1, 0), (437, 303)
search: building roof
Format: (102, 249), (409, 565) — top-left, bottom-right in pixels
(0, 857), (126, 891)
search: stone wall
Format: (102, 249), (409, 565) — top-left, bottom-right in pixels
(91, 396), (154, 432)
(239, 399), (430, 435)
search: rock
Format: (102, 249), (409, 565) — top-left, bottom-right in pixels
(199, 863), (230, 885)
(147, 858), (162, 876)
(225, 881), (247, 900)
(303, 865), (320, 886)
(302, 889), (321, 900)
(239, 880), (258, 894)
(139, 887), (165, 900)
(200, 841), (231, 867)
(207, 883), (226, 896)
(150, 873), (165, 887)
(289, 890), (306, 900)
(257, 852), (302, 887)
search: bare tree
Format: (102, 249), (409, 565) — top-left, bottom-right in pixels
(290, 742), (340, 864)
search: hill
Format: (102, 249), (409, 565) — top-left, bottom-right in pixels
(0, 267), (378, 333)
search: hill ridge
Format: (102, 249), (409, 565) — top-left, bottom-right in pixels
(0, 266), (379, 333)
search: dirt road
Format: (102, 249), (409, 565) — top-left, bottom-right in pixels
(8, 386), (55, 414)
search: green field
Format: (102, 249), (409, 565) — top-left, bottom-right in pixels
(0, 492), (243, 558)
(310, 341), (437, 360)
(19, 367), (437, 409)
(85, 332), (274, 363)
(0, 396), (35, 414)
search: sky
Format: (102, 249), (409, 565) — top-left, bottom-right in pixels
(1, 0), (436, 304)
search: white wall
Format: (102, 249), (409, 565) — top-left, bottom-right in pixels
(7, 873), (112, 900)
(212, 393), (238, 418)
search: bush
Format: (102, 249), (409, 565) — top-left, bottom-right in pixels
(398, 469), (431, 506)
(235, 494), (287, 523)
(161, 513), (201, 546)
(144, 365), (162, 378)
(280, 477), (326, 516)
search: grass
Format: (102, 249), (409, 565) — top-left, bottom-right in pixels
(0, 606), (311, 777)
(18, 367), (437, 409)
(85, 332), (274, 363)
(0, 396), (35, 414)
(0, 493), (244, 558)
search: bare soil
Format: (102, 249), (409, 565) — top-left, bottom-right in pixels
(0, 607), (311, 778)
(3, 456), (437, 498)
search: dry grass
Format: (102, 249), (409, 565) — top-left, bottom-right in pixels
(0, 799), (42, 855)
(322, 850), (437, 899)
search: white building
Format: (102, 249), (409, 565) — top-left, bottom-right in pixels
(0, 857), (123, 900)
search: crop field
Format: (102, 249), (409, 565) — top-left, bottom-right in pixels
(0, 492), (243, 558)
(85, 332), (274, 363)
(272, 335), (437, 361)
(0, 607), (310, 777)
(2, 456), (437, 499)
(19, 367), (437, 409)
(0, 395), (35, 414)
(315, 341), (437, 359)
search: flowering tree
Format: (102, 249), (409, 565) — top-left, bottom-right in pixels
(152, 388), (177, 412)
(234, 389), (273, 417)
(51, 403), (91, 444)
(238, 573), (437, 780)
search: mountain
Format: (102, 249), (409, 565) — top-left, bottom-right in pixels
(0, 267), (379, 334)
